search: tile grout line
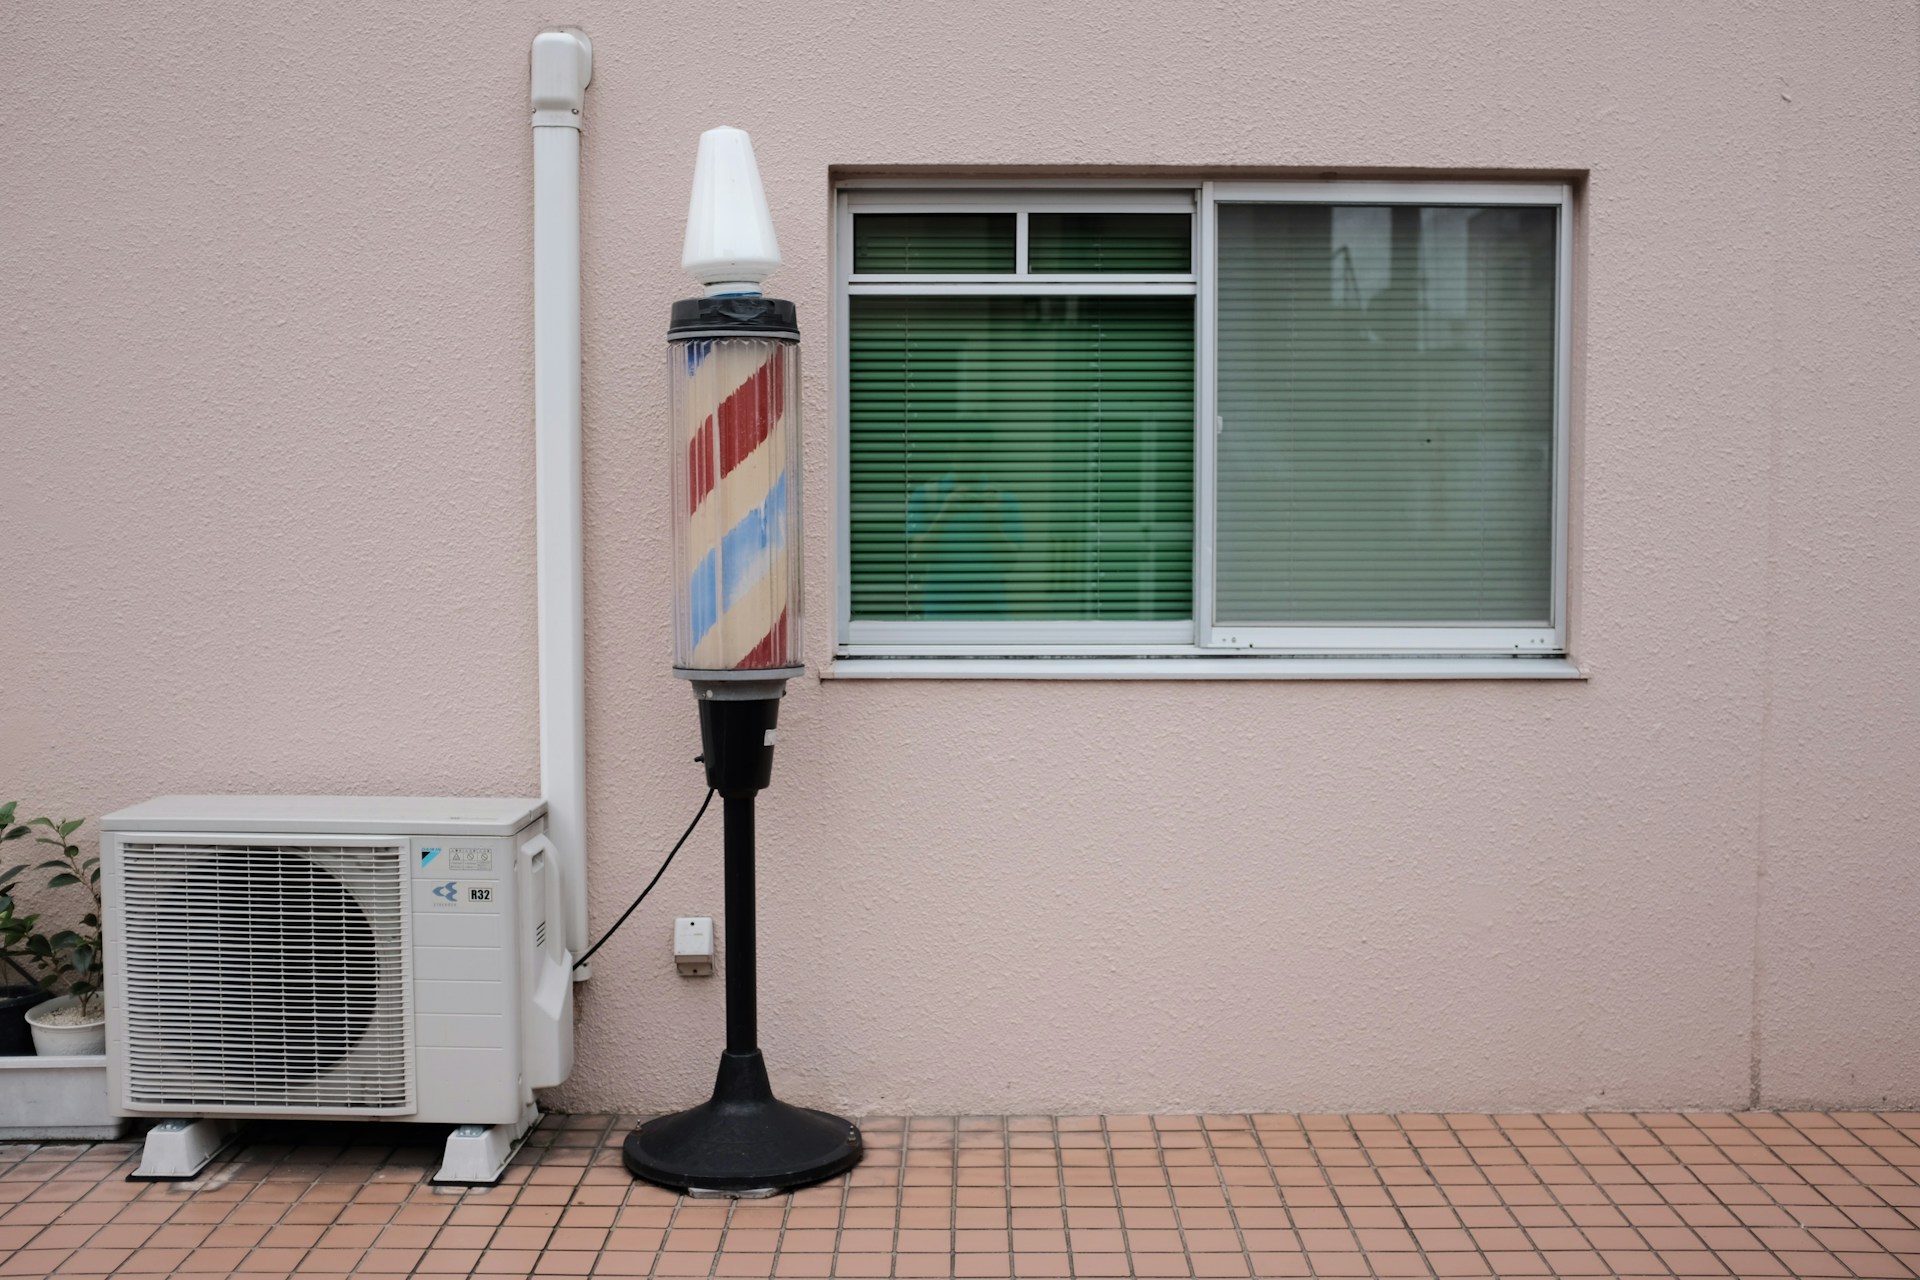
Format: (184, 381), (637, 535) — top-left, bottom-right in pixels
(1644, 1112), (1739, 1269)
(769, 1132), (796, 1280)
(896, 1117), (915, 1280)
(1195, 1113), (1263, 1280)
(1582, 1113), (1711, 1279)
(591, 1116), (621, 1280)
(825, 1117), (857, 1280)
(1098, 1113), (1121, 1280)
(1245, 1116), (1319, 1280)
(943, 1115), (962, 1280)
(1316, 1115), (1383, 1280)
(1773, 1111), (1908, 1273)
(1347, 1117), (1435, 1280)
(1005, 1112), (1018, 1280)
(1054, 1115), (1077, 1280)
(1521, 1114), (1616, 1277)
(1148, 1117), (1200, 1280)
(1510, 1115), (1593, 1272)
(1699, 1112), (1852, 1279)
(1394, 1114), (1503, 1280)
(652, 1154), (687, 1280)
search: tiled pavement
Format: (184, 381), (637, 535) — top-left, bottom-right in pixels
(2, 1112), (1919, 1279)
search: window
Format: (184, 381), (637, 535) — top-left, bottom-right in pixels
(835, 182), (1571, 673)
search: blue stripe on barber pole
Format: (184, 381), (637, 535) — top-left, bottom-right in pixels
(688, 547), (719, 649)
(719, 470), (788, 612)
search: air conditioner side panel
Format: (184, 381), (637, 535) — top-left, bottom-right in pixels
(410, 835), (523, 1125)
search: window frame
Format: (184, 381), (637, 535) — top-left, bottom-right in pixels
(834, 179), (1573, 666)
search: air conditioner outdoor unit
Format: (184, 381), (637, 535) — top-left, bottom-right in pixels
(100, 795), (573, 1185)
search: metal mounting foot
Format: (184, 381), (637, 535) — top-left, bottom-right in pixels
(433, 1099), (542, 1186)
(130, 1117), (242, 1181)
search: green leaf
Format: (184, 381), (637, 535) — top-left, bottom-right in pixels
(25, 936), (52, 958)
(47, 873), (80, 888)
(0, 802), (15, 825)
(35, 858), (68, 871)
(81, 913), (99, 929)
(1, 825), (26, 842)
(57, 819), (82, 838)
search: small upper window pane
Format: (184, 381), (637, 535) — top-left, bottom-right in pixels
(1027, 213), (1191, 273)
(853, 213), (1016, 273)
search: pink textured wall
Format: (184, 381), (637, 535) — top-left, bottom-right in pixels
(2, 1), (1915, 1114)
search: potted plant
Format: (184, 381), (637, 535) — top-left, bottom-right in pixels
(0, 803), (51, 1054)
(0, 804), (106, 1055)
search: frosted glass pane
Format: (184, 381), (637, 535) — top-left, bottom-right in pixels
(1215, 203), (1556, 624)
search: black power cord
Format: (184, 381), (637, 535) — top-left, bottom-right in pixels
(572, 787), (714, 970)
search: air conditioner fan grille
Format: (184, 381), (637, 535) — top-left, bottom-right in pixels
(119, 842), (412, 1114)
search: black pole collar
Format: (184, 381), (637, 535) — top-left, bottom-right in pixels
(668, 296), (799, 341)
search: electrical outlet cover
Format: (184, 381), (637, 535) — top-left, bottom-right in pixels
(674, 916), (714, 976)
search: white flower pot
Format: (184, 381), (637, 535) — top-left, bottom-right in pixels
(26, 994), (106, 1056)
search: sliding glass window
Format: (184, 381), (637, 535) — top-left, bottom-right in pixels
(838, 183), (1569, 660)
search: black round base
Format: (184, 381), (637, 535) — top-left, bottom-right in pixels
(623, 1050), (862, 1196)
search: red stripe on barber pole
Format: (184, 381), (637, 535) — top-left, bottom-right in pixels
(687, 427), (715, 515)
(735, 608), (790, 669)
(686, 352), (785, 514)
(719, 355), (784, 476)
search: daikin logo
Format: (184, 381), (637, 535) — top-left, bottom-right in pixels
(432, 882), (458, 903)
(421, 847), (442, 866)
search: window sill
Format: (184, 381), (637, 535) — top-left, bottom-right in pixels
(823, 656), (1586, 681)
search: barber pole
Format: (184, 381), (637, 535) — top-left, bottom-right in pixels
(671, 329), (799, 673)
(627, 126), (860, 1197)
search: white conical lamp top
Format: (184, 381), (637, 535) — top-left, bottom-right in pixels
(681, 126), (781, 295)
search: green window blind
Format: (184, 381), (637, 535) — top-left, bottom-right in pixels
(1028, 214), (1191, 273)
(853, 214), (1016, 273)
(849, 295), (1194, 621)
(1215, 203), (1557, 624)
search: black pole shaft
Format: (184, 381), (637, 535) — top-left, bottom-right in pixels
(723, 793), (757, 1054)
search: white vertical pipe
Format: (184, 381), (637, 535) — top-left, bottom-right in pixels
(530, 30), (593, 977)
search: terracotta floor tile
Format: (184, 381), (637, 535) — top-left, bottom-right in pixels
(951, 1257), (1012, 1279)
(6, 1110), (1920, 1279)
(772, 1257), (836, 1278)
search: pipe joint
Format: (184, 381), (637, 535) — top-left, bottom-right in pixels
(530, 29), (592, 129)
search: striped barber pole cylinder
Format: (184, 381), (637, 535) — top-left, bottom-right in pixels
(668, 297), (803, 676)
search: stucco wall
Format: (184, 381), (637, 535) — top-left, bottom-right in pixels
(3, 1), (1915, 1115)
